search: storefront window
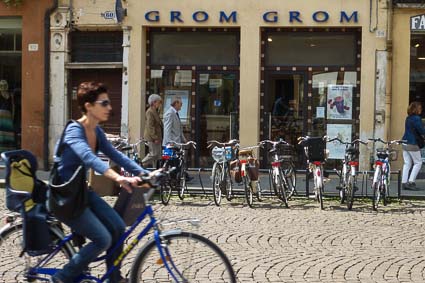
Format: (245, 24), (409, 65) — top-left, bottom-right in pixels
(150, 32), (238, 66)
(0, 18), (22, 152)
(150, 69), (193, 130)
(410, 34), (425, 110)
(265, 32), (356, 66)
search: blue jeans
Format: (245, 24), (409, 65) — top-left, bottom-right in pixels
(53, 190), (126, 283)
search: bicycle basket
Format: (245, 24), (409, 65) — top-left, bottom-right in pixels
(212, 146), (226, 163)
(304, 137), (326, 162)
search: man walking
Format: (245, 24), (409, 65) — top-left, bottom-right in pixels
(163, 96), (186, 145)
(163, 96), (193, 181)
(142, 94), (163, 168)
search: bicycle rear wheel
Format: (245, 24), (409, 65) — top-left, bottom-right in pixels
(177, 164), (186, 201)
(130, 231), (236, 283)
(271, 169), (282, 200)
(212, 162), (223, 206)
(0, 221), (74, 282)
(277, 171), (289, 208)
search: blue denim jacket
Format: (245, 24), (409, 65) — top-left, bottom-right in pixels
(402, 115), (425, 145)
(56, 121), (149, 182)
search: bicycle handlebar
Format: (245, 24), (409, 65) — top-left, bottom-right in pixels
(258, 139), (289, 147)
(206, 139), (240, 148)
(368, 138), (406, 145)
(165, 141), (197, 149)
(297, 135), (327, 145)
(327, 137), (368, 146)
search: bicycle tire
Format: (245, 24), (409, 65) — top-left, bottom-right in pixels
(225, 164), (233, 201)
(277, 170), (289, 208)
(382, 184), (389, 206)
(177, 162), (186, 200)
(285, 163), (297, 199)
(212, 162), (223, 206)
(271, 169), (283, 200)
(314, 168), (324, 210)
(0, 222), (75, 282)
(160, 184), (172, 205)
(372, 182), (380, 211)
(243, 175), (254, 208)
(256, 180), (262, 202)
(130, 231), (236, 283)
(346, 175), (355, 210)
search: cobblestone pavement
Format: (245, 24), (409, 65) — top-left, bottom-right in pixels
(1, 189), (425, 282)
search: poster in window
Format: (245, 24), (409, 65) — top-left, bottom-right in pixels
(326, 124), (352, 159)
(327, 85), (353, 120)
(164, 90), (190, 124)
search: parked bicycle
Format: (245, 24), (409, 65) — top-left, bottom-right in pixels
(207, 139), (240, 206)
(259, 139), (297, 207)
(160, 141), (196, 205)
(0, 164), (236, 282)
(238, 145), (262, 208)
(368, 138), (405, 211)
(328, 137), (367, 210)
(298, 136), (328, 210)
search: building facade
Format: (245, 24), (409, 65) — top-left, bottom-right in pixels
(0, 0), (54, 168)
(47, 0), (425, 171)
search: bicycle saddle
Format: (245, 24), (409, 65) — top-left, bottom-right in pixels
(239, 149), (253, 156)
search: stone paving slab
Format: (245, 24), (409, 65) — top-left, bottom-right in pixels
(1, 189), (425, 282)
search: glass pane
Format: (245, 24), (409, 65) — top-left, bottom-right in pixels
(198, 73), (236, 167)
(0, 33), (15, 51)
(410, 34), (425, 111)
(151, 32), (238, 66)
(265, 32), (356, 66)
(149, 69), (193, 137)
(266, 74), (304, 146)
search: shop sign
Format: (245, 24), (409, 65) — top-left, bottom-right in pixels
(411, 14), (425, 31)
(144, 10), (358, 24)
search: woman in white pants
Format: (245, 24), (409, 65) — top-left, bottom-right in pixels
(402, 101), (425, 190)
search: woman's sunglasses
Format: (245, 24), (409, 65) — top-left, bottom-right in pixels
(94, 99), (111, 107)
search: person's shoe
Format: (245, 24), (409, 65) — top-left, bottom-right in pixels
(403, 182), (416, 190)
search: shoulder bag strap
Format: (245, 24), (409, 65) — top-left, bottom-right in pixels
(55, 120), (78, 158)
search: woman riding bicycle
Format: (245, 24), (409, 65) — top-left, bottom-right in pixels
(51, 82), (151, 283)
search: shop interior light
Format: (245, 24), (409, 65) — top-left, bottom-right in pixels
(415, 43), (420, 48)
(267, 37), (272, 42)
(418, 57), (425, 60)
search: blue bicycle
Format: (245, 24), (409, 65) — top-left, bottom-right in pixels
(0, 170), (236, 282)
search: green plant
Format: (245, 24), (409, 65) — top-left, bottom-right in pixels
(2, 0), (23, 6)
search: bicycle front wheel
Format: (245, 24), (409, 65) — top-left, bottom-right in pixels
(372, 182), (381, 211)
(130, 231), (236, 283)
(284, 163), (297, 199)
(160, 184), (172, 205)
(243, 175), (253, 208)
(177, 165), (187, 201)
(212, 162), (223, 206)
(0, 222), (74, 282)
(346, 176), (355, 210)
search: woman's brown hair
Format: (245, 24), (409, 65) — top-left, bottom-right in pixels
(407, 101), (422, 116)
(76, 82), (108, 114)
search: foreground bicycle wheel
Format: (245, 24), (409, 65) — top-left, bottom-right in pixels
(0, 222), (74, 282)
(130, 231), (236, 283)
(212, 162), (223, 206)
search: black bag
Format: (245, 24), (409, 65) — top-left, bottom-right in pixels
(48, 121), (89, 221)
(409, 120), (425, 149)
(114, 188), (147, 226)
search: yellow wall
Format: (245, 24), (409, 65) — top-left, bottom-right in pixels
(123, 0), (387, 166)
